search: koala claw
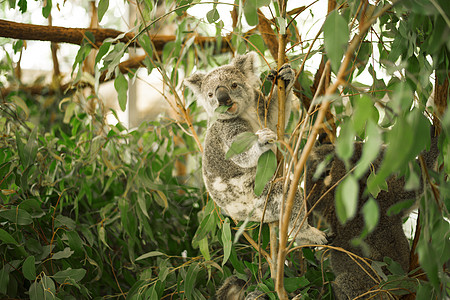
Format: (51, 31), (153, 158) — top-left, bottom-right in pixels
(268, 63), (295, 88)
(278, 63), (294, 85)
(296, 226), (328, 246)
(255, 128), (277, 147)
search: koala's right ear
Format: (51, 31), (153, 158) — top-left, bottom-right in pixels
(184, 72), (206, 95)
(232, 52), (261, 88)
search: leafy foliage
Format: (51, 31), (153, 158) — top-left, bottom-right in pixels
(0, 0), (449, 298)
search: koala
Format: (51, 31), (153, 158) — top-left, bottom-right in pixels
(184, 52), (327, 246)
(305, 130), (439, 299)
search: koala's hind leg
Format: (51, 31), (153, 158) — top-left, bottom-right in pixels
(285, 193), (328, 246)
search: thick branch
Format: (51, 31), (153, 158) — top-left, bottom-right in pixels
(0, 19), (231, 53)
(0, 19), (134, 47)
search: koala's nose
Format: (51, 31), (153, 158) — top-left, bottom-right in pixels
(216, 86), (232, 106)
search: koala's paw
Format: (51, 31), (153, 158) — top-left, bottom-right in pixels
(268, 64), (295, 89)
(278, 63), (295, 88)
(255, 128), (276, 150)
(296, 225), (328, 246)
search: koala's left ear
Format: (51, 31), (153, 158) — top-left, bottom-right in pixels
(184, 72), (206, 95)
(232, 52), (261, 87)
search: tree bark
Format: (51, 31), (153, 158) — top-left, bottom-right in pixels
(0, 19), (231, 53)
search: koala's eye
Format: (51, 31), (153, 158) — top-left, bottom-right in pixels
(231, 82), (238, 89)
(208, 92), (213, 98)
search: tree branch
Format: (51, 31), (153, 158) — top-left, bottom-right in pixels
(0, 19), (231, 52)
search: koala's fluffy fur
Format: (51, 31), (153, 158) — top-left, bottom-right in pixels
(184, 52), (327, 246)
(305, 132), (439, 299)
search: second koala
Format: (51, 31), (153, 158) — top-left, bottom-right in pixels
(184, 52), (327, 245)
(305, 131), (439, 299)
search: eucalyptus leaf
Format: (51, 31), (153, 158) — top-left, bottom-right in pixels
(336, 121), (355, 168)
(221, 218), (232, 266)
(215, 105), (231, 113)
(98, 0), (109, 22)
(136, 251), (166, 261)
(52, 247), (74, 260)
(362, 198), (379, 233)
(323, 10), (349, 72)
(206, 8), (220, 23)
(53, 268), (87, 284)
(0, 228), (19, 245)
(184, 263), (199, 300)
(254, 150), (277, 196)
(114, 72), (128, 112)
(336, 175), (359, 224)
(22, 256), (36, 281)
(225, 132), (257, 159)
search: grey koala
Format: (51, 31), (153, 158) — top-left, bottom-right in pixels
(184, 52), (327, 246)
(305, 131), (439, 299)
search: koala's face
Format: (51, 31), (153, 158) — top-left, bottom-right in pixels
(184, 52), (261, 120)
(198, 66), (256, 119)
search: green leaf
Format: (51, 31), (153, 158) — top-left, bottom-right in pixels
(29, 275), (55, 300)
(42, 0), (52, 18)
(0, 228), (19, 245)
(114, 71), (128, 112)
(387, 199), (415, 216)
(352, 95), (379, 135)
(206, 8), (220, 23)
(22, 256), (36, 281)
(198, 237), (210, 261)
(354, 120), (382, 178)
(254, 150), (277, 196)
(55, 214), (76, 230)
(248, 34), (266, 54)
(336, 175), (359, 224)
(323, 10), (349, 73)
(95, 42), (111, 65)
(11, 95), (30, 119)
(184, 263), (199, 300)
(336, 121), (355, 167)
(0, 208), (33, 225)
(0, 267), (8, 295)
(244, 1), (258, 26)
(98, 0), (109, 23)
(215, 105), (231, 114)
(193, 211), (216, 243)
(135, 251), (166, 261)
(221, 218), (232, 266)
(362, 198), (379, 233)
(225, 132), (257, 159)
(284, 276), (309, 293)
(276, 17), (287, 35)
(51, 247), (74, 260)
(53, 268), (86, 284)
(138, 34), (153, 59)
(367, 170), (388, 198)
(66, 231), (84, 255)
(15, 127), (38, 168)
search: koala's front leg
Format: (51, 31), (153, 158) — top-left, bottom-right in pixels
(266, 64), (295, 130)
(229, 128), (276, 169)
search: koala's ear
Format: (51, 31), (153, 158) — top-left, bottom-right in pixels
(231, 52), (261, 86)
(184, 72), (206, 95)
